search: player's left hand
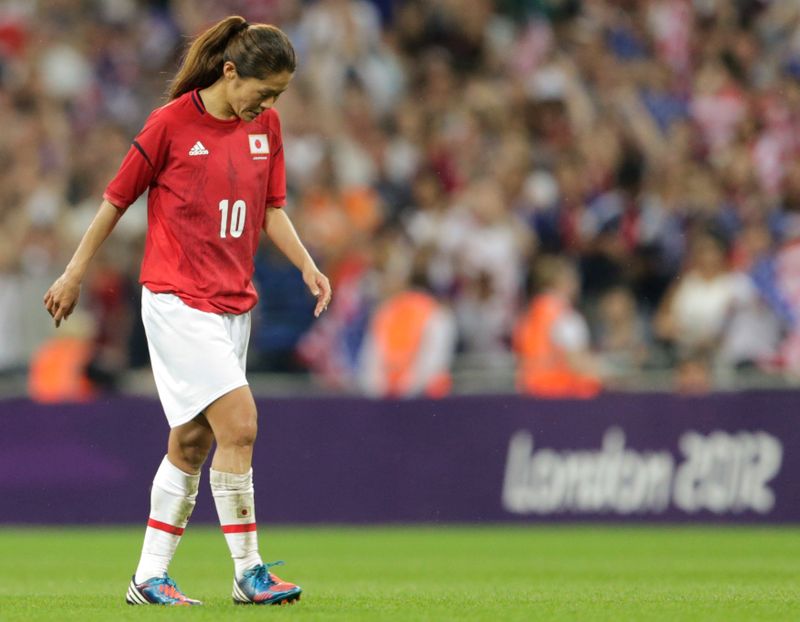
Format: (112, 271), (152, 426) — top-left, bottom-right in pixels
(303, 264), (332, 317)
(44, 272), (82, 328)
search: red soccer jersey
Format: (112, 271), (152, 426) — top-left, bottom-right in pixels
(104, 89), (286, 314)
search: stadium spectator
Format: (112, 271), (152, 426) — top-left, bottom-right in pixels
(513, 255), (601, 398)
(592, 285), (650, 379)
(752, 208), (800, 377)
(654, 231), (776, 372)
(356, 258), (456, 398)
(420, 176), (533, 368)
(27, 310), (96, 403)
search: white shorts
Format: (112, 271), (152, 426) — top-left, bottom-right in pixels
(141, 287), (250, 428)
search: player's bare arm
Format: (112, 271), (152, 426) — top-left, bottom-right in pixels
(263, 206), (332, 317)
(43, 199), (123, 327)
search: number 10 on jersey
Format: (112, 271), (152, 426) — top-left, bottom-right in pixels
(219, 199), (247, 238)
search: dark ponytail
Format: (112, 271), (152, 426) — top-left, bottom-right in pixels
(169, 15), (296, 100)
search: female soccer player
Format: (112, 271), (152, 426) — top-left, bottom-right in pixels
(43, 16), (330, 606)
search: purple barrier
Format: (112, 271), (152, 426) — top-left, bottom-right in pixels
(1, 393), (799, 524)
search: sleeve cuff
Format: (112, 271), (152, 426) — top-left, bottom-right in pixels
(102, 191), (129, 211)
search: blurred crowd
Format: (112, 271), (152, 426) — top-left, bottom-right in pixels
(5, 0), (800, 398)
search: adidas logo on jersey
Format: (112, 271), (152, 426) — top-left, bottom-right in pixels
(188, 141), (209, 156)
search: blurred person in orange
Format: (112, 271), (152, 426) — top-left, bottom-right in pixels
(356, 256), (456, 398)
(28, 310), (96, 403)
(513, 255), (601, 398)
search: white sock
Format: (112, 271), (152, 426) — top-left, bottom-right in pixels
(134, 456), (200, 584)
(210, 468), (263, 579)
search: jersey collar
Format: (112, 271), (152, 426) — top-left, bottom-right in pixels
(191, 89), (241, 129)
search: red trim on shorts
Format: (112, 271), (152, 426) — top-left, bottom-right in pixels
(221, 523), (257, 534)
(147, 518), (185, 536)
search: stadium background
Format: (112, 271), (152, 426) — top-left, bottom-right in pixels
(3, 0), (800, 619)
(6, 0), (800, 397)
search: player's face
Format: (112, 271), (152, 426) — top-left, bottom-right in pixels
(229, 70), (293, 122)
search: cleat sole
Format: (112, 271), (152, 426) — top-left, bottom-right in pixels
(232, 591), (301, 606)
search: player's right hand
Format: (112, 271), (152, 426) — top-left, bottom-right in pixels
(43, 274), (81, 328)
(303, 265), (332, 318)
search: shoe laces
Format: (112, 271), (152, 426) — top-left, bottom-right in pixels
(247, 561), (285, 589)
(154, 575), (185, 601)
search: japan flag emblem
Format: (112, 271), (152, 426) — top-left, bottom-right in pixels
(248, 134), (269, 155)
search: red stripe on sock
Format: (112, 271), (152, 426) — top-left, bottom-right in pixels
(221, 522), (257, 534)
(147, 518), (185, 536)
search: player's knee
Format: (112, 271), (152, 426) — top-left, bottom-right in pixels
(174, 429), (213, 470)
(178, 442), (211, 470)
(219, 414), (258, 449)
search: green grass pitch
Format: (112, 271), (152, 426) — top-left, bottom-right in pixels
(1, 525), (799, 621)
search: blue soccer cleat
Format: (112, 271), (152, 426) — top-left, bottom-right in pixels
(125, 574), (203, 606)
(232, 561), (302, 605)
